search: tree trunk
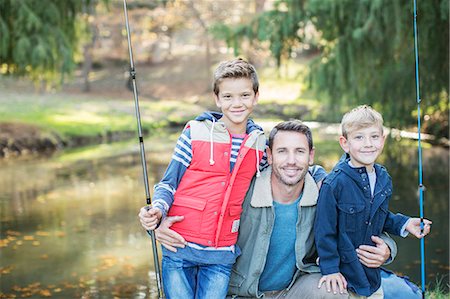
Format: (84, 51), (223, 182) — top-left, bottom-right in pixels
(82, 1), (98, 93)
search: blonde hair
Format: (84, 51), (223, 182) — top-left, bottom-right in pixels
(213, 58), (259, 95)
(341, 105), (384, 138)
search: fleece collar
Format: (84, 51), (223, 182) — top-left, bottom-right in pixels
(250, 166), (319, 208)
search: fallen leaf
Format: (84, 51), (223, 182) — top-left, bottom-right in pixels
(0, 266), (14, 274)
(55, 231), (66, 238)
(39, 289), (52, 297)
(36, 231), (50, 237)
(6, 230), (21, 236)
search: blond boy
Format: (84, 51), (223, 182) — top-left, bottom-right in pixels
(315, 105), (431, 298)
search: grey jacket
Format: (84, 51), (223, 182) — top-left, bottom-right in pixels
(228, 166), (320, 298)
(227, 166), (398, 298)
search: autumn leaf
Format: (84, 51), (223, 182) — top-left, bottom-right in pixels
(6, 230), (21, 236)
(39, 289), (52, 297)
(0, 266), (14, 275)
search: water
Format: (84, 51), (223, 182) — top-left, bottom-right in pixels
(0, 125), (448, 298)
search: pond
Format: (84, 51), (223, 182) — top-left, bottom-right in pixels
(0, 123), (448, 298)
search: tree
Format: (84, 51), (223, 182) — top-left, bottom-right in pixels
(211, 0), (306, 70)
(0, 0), (107, 88)
(307, 0), (449, 136)
(212, 0), (449, 136)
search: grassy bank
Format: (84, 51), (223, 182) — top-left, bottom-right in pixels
(0, 58), (324, 157)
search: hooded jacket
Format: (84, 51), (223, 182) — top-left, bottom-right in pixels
(165, 112), (266, 247)
(315, 154), (409, 296)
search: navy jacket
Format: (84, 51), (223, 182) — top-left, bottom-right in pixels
(315, 154), (409, 296)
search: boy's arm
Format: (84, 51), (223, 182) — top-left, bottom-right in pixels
(152, 127), (192, 218)
(383, 211), (410, 236)
(314, 182), (341, 275)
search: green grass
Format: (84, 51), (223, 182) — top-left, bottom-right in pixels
(0, 91), (204, 140)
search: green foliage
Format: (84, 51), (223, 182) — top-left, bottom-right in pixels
(308, 0), (449, 134)
(0, 0), (109, 86)
(211, 0), (449, 136)
(210, 0), (306, 68)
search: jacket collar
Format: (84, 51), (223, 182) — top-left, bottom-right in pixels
(335, 153), (389, 192)
(250, 166), (319, 208)
(194, 111), (263, 134)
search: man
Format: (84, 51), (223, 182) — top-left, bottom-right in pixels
(139, 120), (396, 298)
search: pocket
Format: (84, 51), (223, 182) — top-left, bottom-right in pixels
(339, 249), (368, 289)
(224, 205), (243, 234)
(228, 268), (246, 288)
(338, 203), (365, 232)
(373, 203), (389, 234)
(172, 196), (207, 210)
(169, 196), (207, 234)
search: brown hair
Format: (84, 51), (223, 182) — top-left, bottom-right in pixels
(269, 120), (313, 151)
(213, 58), (259, 95)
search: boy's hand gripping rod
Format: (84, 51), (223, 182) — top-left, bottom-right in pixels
(123, 1), (164, 298)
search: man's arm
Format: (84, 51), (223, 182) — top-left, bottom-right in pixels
(356, 234), (395, 268)
(139, 206), (187, 251)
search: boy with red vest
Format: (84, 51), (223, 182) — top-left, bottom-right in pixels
(143, 58), (267, 298)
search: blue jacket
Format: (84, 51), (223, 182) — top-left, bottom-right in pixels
(315, 154), (409, 296)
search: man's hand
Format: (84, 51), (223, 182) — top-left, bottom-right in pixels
(356, 236), (390, 268)
(318, 272), (348, 295)
(154, 216), (187, 252)
(406, 218), (432, 238)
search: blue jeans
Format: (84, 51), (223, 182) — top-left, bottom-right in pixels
(162, 255), (233, 299)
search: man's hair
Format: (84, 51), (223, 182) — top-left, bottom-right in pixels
(341, 105), (384, 138)
(213, 58), (259, 95)
(269, 120), (313, 151)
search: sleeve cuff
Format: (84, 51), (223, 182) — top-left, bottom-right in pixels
(400, 218), (411, 237)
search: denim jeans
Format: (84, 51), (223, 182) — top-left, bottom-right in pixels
(162, 255), (233, 299)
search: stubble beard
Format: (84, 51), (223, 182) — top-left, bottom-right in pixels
(273, 165), (308, 187)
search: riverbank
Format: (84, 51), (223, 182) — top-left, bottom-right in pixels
(0, 61), (318, 158)
(1, 54), (447, 159)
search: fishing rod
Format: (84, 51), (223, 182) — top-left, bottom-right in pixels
(412, 0), (426, 298)
(122, 1), (164, 298)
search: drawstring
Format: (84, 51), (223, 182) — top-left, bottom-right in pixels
(209, 118), (215, 165)
(255, 133), (261, 177)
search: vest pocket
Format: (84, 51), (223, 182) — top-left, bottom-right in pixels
(338, 203), (365, 233)
(169, 196), (207, 234)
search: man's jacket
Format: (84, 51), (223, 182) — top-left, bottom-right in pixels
(228, 166), (320, 297)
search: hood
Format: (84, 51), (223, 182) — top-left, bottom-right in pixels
(195, 111), (264, 176)
(194, 111), (263, 134)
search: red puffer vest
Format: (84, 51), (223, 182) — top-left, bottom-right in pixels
(168, 120), (266, 247)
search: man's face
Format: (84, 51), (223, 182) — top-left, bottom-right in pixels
(268, 131), (314, 187)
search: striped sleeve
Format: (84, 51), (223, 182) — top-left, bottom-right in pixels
(259, 139), (269, 171)
(152, 128), (192, 218)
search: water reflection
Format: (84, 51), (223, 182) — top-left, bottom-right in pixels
(0, 128), (448, 298)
